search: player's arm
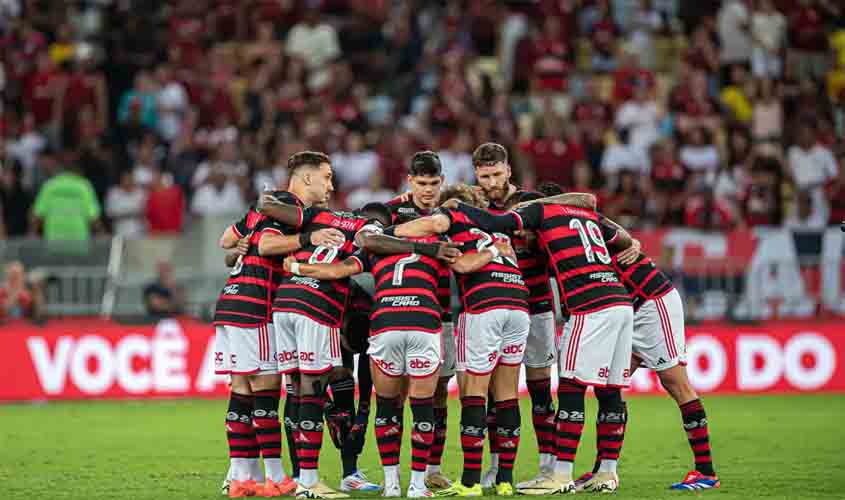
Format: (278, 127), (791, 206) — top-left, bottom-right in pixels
(224, 237), (250, 267)
(257, 193), (305, 227)
(513, 192), (597, 210)
(219, 225), (242, 249)
(598, 214), (637, 264)
(451, 240), (514, 274)
(358, 232), (461, 263)
(452, 202), (526, 233)
(392, 213), (452, 238)
(284, 255), (363, 280)
(257, 222), (346, 256)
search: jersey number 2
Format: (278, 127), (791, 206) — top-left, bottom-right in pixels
(569, 219), (611, 264)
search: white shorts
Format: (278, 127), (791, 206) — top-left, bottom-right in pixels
(214, 323), (277, 375)
(272, 312), (343, 375)
(558, 305), (633, 387)
(367, 330), (441, 378)
(524, 311), (556, 368)
(440, 322), (456, 378)
(633, 288), (686, 371)
(456, 309), (530, 375)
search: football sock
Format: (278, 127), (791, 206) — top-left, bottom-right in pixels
(252, 389), (284, 482)
(330, 376), (359, 477)
(427, 406), (448, 472)
(410, 397), (435, 489)
(296, 395), (325, 487)
(375, 396), (403, 468)
(680, 399), (715, 476)
(460, 396), (486, 487)
(555, 380), (586, 475)
(527, 377), (556, 466)
(595, 388), (626, 472)
(283, 384), (300, 478)
(494, 399), (521, 485)
(226, 392), (260, 481)
(486, 397), (500, 470)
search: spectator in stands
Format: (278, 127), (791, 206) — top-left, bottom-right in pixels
(679, 127), (720, 181)
(720, 65), (755, 125)
(145, 170), (184, 234)
(5, 112), (46, 186)
(154, 63), (188, 144)
(572, 77), (613, 171)
(345, 171), (396, 211)
(0, 261), (45, 323)
(333, 132), (380, 191)
(717, 0), (752, 81)
(626, 0), (664, 70)
(649, 140), (688, 225)
(438, 130), (475, 185)
(751, 78), (784, 147)
(685, 184), (736, 230)
(788, 0), (830, 80)
(826, 148), (845, 225)
(787, 122), (838, 221)
(784, 189), (827, 229)
(117, 70), (158, 130)
(191, 164), (246, 217)
(31, 152), (101, 241)
(713, 129), (754, 214)
(612, 49), (656, 104)
(741, 155), (784, 227)
(615, 83), (662, 153)
(587, 0), (620, 72)
(751, 0), (787, 78)
(606, 169), (645, 228)
(286, 7), (341, 92)
(0, 160), (31, 237)
(601, 127), (648, 189)
(143, 261), (184, 319)
(106, 171), (146, 239)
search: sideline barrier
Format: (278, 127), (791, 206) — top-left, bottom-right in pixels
(1, 318), (843, 402)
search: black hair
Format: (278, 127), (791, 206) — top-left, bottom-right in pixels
(537, 181), (564, 197)
(357, 202), (392, 227)
(409, 151), (442, 177)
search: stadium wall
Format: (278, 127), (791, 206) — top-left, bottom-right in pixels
(1, 317), (844, 402)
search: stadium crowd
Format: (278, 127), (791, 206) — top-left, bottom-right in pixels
(1, 0), (845, 242)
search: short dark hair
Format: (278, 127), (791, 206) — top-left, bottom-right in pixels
(439, 183), (486, 208)
(357, 202), (392, 227)
(409, 151), (442, 177)
(472, 142), (508, 167)
(287, 151), (331, 174)
(537, 181), (564, 197)
(509, 191), (544, 208)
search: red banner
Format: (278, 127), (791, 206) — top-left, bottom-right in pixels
(1, 318), (844, 401)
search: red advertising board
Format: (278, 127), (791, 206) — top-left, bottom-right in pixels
(1, 318), (843, 401)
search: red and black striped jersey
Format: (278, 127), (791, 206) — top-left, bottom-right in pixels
(352, 231), (448, 337)
(214, 193), (303, 327)
(487, 196), (554, 315)
(386, 197), (437, 224)
(610, 253), (674, 311)
(269, 207), (383, 327)
(387, 198), (454, 321)
(450, 203), (631, 314)
(438, 208), (528, 314)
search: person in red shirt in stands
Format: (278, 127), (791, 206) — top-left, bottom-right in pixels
(145, 170), (185, 234)
(24, 52), (62, 128)
(588, 0), (620, 72)
(612, 51), (656, 104)
(685, 185), (736, 230)
(0, 261), (45, 323)
(788, 0), (829, 80)
(520, 120), (585, 188)
(530, 16), (572, 93)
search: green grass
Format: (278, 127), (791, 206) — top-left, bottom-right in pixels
(1, 395), (844, 499)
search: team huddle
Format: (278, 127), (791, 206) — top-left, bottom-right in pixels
(213, 144), (720, 499)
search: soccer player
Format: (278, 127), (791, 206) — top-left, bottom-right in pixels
(215, 178), (344, 498)
(403, 193), (635, 494)
(393, 184), (529, 497)
(259, 183), (458, 499)
(469, 144), (558, 488)
(386, 151), (455, 489)
(571, 218), (720, 491)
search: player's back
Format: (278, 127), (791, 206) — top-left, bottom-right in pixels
(273, 208), (380, 327)
(443, 208), (528, 314)
(533, 204), (631, 314)
(362, 233), (447, 336)
(215, 207), (286, 327)
(611, 252), (674, 310)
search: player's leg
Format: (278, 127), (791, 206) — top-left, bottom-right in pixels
(427, 320), (455, 487)
(480, 390), (499, 488)
(283, 374), (300, 480)
(522, 312), (558, 478)
(580, 306), (632, 493)
(368, 331), (407, 497)
(487, 309), (530, 494)
(291, 316), (347, 498)
(405, 330), (441, 498)
(273, 313), (301, 485)
(651, 290), (719, 490)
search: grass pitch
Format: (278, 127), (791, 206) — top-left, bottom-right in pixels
(2, 394), (844, 499)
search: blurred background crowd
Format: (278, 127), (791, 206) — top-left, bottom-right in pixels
(2, 0), (844, 242)
(1, 0), (845, 321)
